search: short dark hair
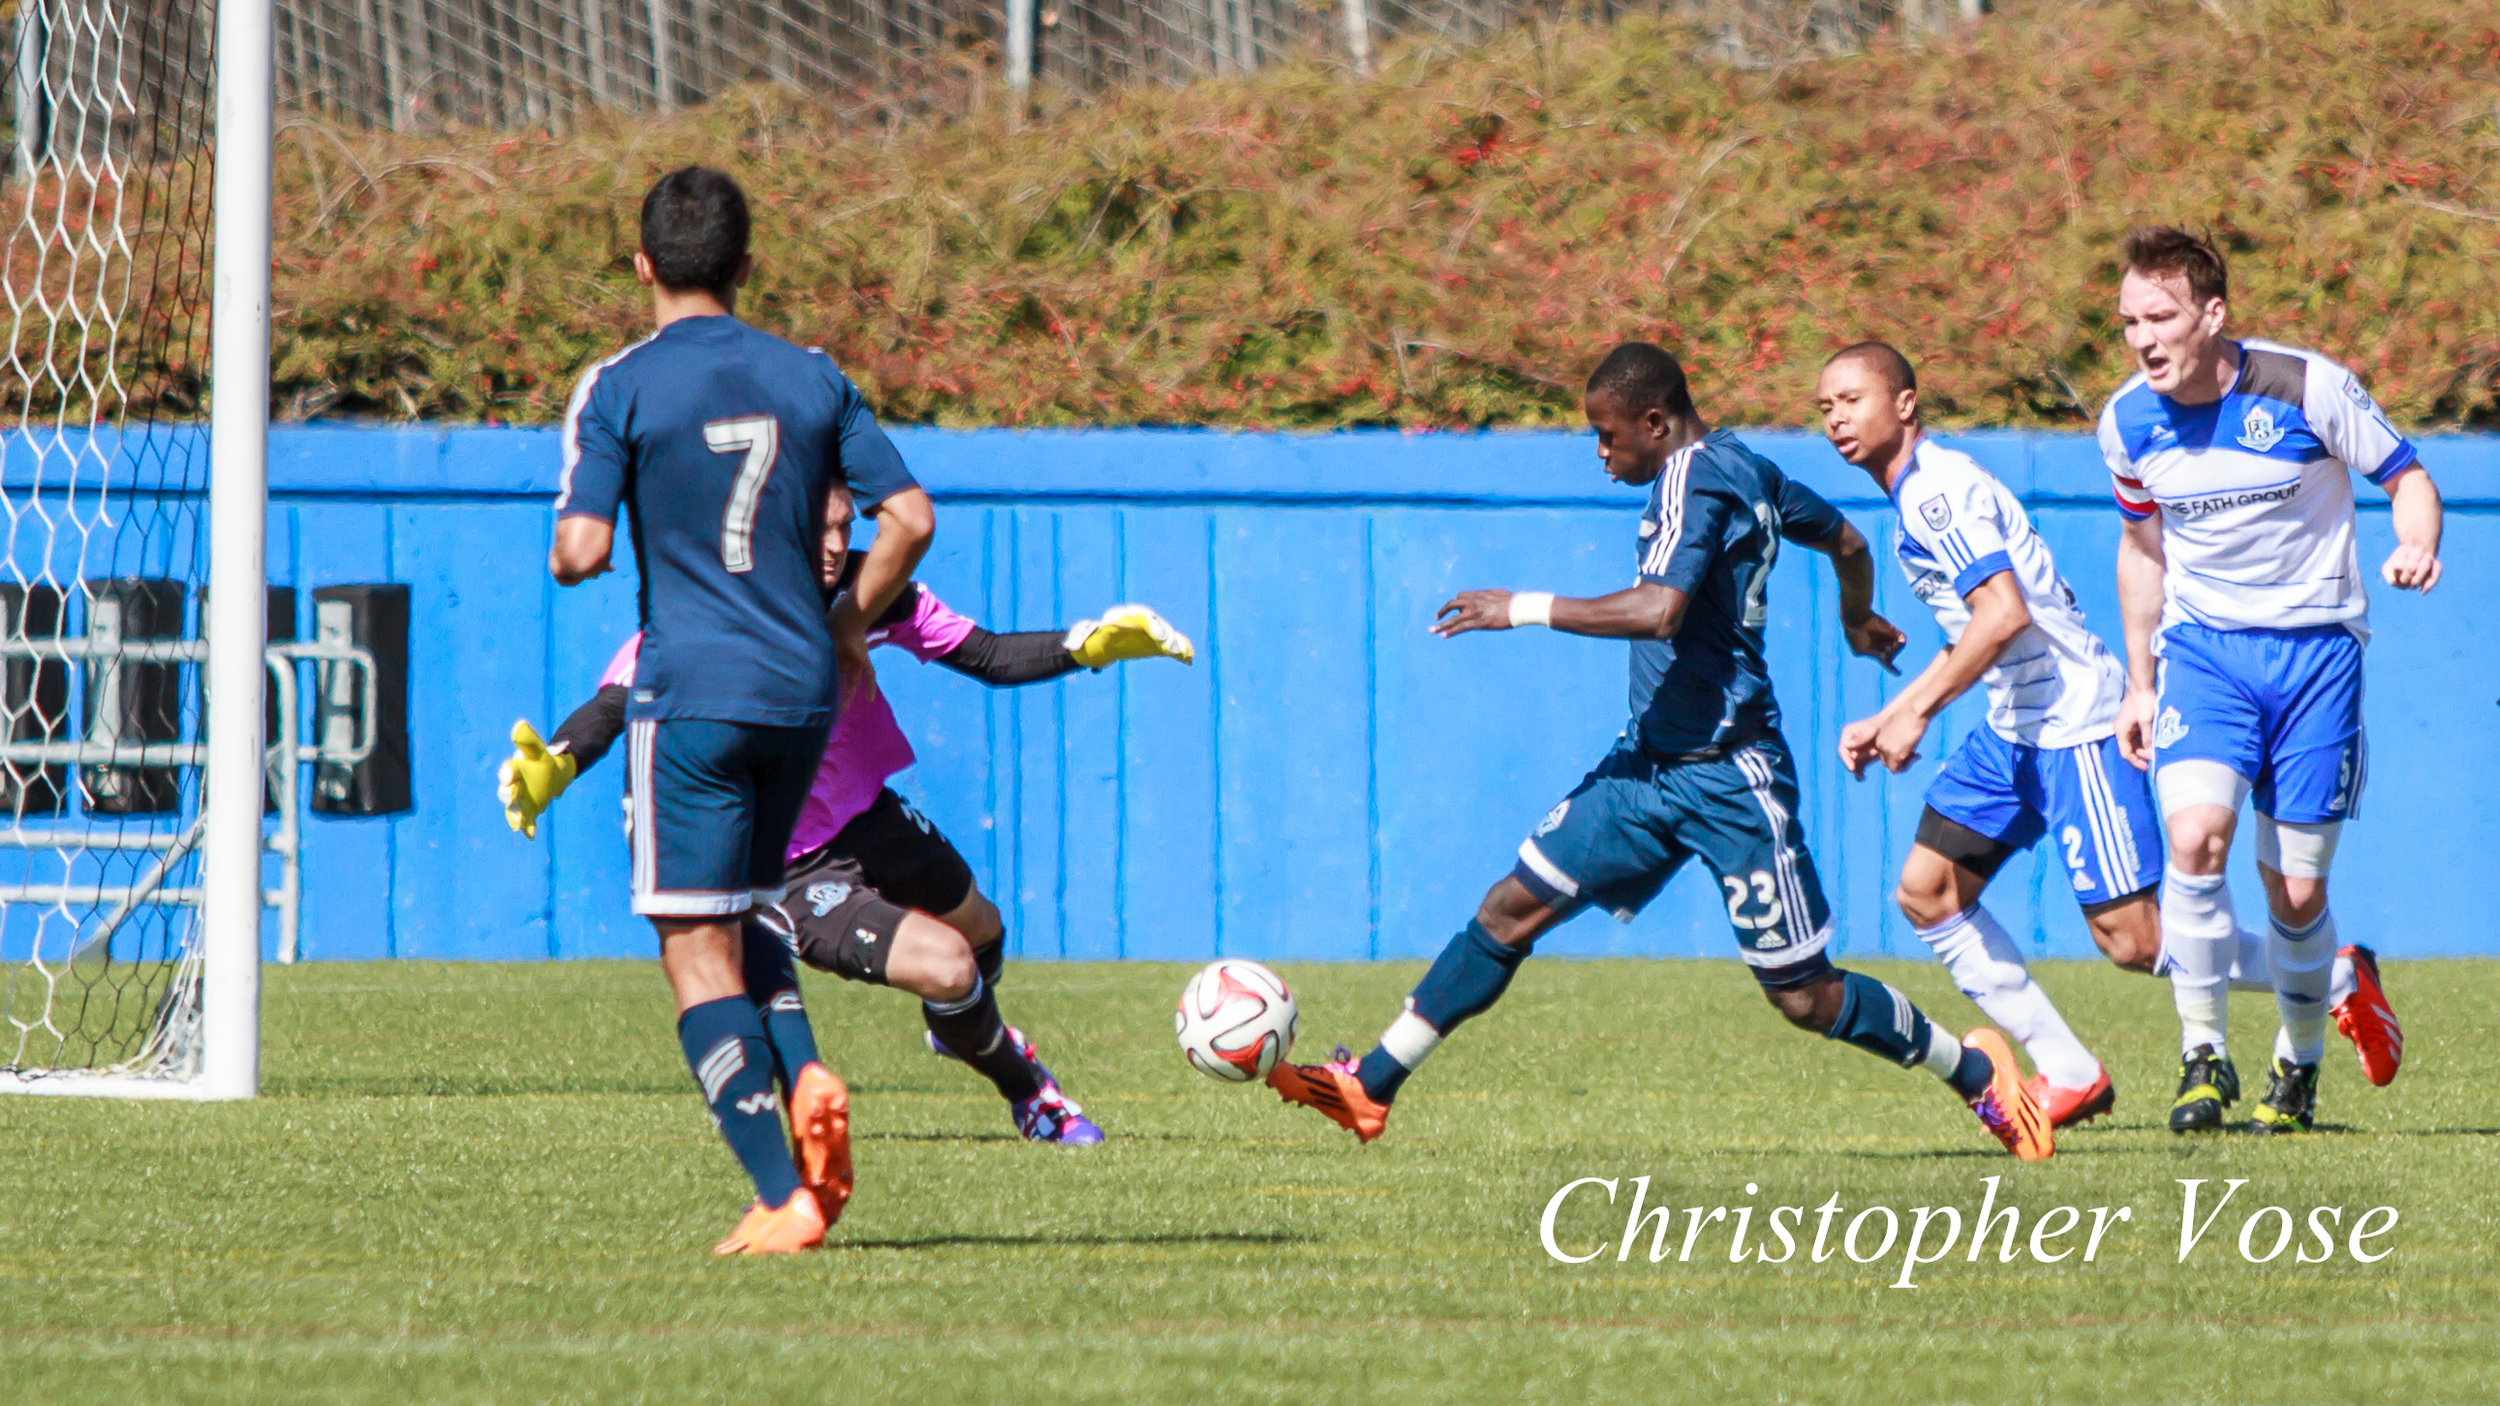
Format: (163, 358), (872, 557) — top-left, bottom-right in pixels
(1586, 342), (1694, 418)
(2122, 225), (2228, 306)
(639, 167), (750, 296)
(1826, 341), (1917, 397)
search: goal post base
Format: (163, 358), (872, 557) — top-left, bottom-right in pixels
(0, 1070), (250, 1101)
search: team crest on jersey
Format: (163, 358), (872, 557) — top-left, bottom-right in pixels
(2343, 376), (2376, 412)
(806, 881), (852, 916)
(1535, 800), (1570, 836)
(2154, 707), (2188, 750)
(2237, 406), (2286, 452)
(1918, 496), (1951, 532)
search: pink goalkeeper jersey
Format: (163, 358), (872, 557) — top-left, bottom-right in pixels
(599, 584), (979, 859)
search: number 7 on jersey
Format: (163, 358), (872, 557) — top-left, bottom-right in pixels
(704, 414), (780, 572)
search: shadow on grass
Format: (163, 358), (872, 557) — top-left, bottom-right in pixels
(838, 1230), (1310, 1252)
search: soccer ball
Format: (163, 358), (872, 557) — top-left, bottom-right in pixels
(1175, 959), (1298, 1083)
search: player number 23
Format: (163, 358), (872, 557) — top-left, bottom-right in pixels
(704, 414), (781, 573)
(1722, 870), (1785, 931)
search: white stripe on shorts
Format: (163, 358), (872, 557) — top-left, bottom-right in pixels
(1515, 838), (1581, 900)
(1733, 746), (1819, 962)
(2072, 742), (2122, 897)
(626, 718), (758, 919)
(2082, 744), (2146, 893)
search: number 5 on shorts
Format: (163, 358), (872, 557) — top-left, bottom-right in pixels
(705, 414), (780, 572)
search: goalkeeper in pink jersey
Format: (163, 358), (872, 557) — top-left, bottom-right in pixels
(502, 494), (1193, 1147)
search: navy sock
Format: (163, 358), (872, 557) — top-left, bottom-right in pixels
(1823, 969), (1990, 1096)
(677, 996), (804, 1209)
(1355, 1046), (1412, 1104)
(1356, 921), (1529, 1104)
(924, 975), (1045, 1104)
(741, 925), (819, 1093)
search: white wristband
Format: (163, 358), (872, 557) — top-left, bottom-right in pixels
(1508, 591), (1555, 629)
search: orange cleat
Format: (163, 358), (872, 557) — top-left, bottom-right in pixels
(712, 1187), (828, 1256)
(1964, 1029), (2053, 1162)
(2024, 1068), (2116, 1130)
(1265, 1048), (1391, 1144)
(2332, 945), (2402, 1088)
(790, 1062), (854, 1224)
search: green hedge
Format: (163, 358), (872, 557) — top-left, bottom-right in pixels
(270, 0), (2500, 430)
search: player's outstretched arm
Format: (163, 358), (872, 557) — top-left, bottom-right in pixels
(1804, 522), (1907, 671)
(1432, 582), (1687, 641)
(2381, 465), (2443, 594)
(2113, 514), (2167, 770)
(496, 685), (627, 838)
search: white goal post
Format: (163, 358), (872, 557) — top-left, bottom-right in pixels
(0, 0), (273, 1099)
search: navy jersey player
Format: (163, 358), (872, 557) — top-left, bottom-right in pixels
(1267, 343), (2057, 1161)
(2102, 227), (2427, 1134)
(548, 168), (935, 1254)
(1819, 343), (2169, 1132)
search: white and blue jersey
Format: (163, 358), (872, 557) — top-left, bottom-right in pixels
(2097, 339), (2418, 640)
(1891, 440), (2158, 904)
(1630, 429), (1847, 755)
(2098, 340), (2414, 824)
(558, 314), (918, 729)
(1891, 440), (2124, 751)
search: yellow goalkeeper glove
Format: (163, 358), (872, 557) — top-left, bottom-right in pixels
(497, 720), (577, 840)
(1065, 604), (1195, 670)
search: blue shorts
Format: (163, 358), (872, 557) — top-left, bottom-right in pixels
(1925, 728), (2161, 907)
(626, 718), (829, 918)
(1513, 731), (1835, 989)
(2154, 622), (2365, 824)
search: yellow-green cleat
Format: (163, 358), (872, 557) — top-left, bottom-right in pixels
(2248, 1058), (2319, 1135)
(2169, 1044), (2240, 1133)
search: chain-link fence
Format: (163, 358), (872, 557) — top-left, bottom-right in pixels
(4, 0), (1973, 138)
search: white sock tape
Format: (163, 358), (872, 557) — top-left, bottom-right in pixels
(1379, 1009), (1445, 1070)
(1507, 591), (1554, 629)
(2253, 814), (2341, 879)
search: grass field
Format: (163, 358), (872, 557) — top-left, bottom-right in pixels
(4, 955), (2496, 1404)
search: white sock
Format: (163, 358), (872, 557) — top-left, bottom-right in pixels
(2162, 864), (2236, 1055)
(2269, 910), (2335, 1066)
(1918, 1020), (1965, 1086)
(1915, 904), (2100, 1089)
(2329, 949), (2358, 1010)
(2228, 928), (2273, 993)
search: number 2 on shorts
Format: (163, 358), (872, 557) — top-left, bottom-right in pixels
(704, 414), (780, 572)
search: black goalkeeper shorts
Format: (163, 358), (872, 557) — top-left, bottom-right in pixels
(747, 788), (976, 986)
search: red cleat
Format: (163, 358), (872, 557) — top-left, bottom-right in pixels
(2024, 1067), (2116, 1129)
(712, 1187), (828, 1256)
(790, 1062), (854, 1224)
(1266, 1048), (1391, 1143)
(1964, 1029), (2054, 1162)
(2332, 945), (2402, 1088)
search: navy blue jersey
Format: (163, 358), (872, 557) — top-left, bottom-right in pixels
(1630, 430), (1845, 754)
(557, 316), (918, 727)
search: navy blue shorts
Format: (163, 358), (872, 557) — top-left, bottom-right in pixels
(1926, 728), (2161, 907)
(626, 718), (829, 918)
(2154, 622), (2365, 824)
(1513, 732), (1836, 989)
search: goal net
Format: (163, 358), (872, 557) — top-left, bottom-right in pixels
(0, 0), (269, 1097)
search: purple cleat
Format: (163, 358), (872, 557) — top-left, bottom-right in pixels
(1011, 1081), (1105, 1146)
(927, 1027), (1106, 1145)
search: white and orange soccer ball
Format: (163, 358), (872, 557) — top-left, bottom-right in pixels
(1174, 959), (1299, 1083)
